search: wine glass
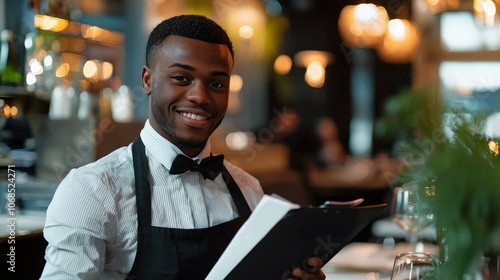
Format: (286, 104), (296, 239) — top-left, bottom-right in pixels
(390, 252), (438, 280)
(391, 181), (435, 251)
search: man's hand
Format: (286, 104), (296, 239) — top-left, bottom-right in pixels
(287, 257), (326, 280)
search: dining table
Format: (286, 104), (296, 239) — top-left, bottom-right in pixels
(323, 241), (439, 279)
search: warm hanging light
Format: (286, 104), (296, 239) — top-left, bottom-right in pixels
(338, 3), (389, 48)
(227, 74), (243, 113)
(294, 50), (334, 88)
(424, 0), (460, 13)
(376, 19), (421, 63)
(274, 54), (292, 75)
(474, 0), (497, 26)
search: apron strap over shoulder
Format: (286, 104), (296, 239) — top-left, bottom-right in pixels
(132, 137), (152, 227)
(221, 166), (251, 216)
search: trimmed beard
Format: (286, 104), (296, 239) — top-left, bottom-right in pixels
(150, 89), (209, 150)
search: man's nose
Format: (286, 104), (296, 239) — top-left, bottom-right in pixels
(186, 82), (210, 104)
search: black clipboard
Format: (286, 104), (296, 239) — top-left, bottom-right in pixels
(224, 203), (386, 279)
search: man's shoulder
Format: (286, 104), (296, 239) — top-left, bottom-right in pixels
(52, 145), (134, 208)
(71, 145), (132, 179)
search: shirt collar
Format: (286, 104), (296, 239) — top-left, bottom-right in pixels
(140, 119), (212, 170)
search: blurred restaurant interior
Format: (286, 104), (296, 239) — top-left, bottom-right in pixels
(1, 0), (500, 278)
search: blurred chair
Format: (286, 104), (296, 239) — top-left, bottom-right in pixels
(304, 157), (392, 206)
(302, 157), (396, 242)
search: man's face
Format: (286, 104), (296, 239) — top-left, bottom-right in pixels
(142, 35), (233, 157)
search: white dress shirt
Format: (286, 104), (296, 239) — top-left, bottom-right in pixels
(41, 120), (264, 279)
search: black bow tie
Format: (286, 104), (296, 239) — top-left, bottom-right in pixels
(169, 154), (224, 181)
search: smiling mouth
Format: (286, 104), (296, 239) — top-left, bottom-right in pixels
(180, 112), (207, 121)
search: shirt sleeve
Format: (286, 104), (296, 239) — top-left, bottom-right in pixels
(41, 168), (117, 279)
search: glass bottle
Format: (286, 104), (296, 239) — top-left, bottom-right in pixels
(0, 30), (22, 86)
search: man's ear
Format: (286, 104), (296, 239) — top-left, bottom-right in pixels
(141, 66), (152, 96)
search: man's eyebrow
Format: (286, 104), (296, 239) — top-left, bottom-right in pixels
(168, 63), (230, 79)
(211, 71), (230, 79)
(168, 63), (195, 71)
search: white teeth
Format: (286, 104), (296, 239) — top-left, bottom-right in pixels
(181, 112), (206, 120)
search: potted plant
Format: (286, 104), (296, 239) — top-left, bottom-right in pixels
(375, 87), (500, 279)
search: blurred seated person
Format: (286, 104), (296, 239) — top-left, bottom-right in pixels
(314, 117), (348, 169)
(310, 117), (401, 188)
(272, 108), (317, 170)
(313, 117), (400, 181)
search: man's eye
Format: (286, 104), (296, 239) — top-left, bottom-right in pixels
(211, 81), (225, 88)
(173, 76), (188, 82)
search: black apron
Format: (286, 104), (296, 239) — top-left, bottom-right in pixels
(126, 137), (251, 280)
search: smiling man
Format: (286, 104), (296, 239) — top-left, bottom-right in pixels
(41, 15), (325, 280)
(144, 35), (231, 158)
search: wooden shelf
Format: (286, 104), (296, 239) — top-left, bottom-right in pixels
(0, 86), (33, 98)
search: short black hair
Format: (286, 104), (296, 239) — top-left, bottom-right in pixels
(145, 14), (234, 66)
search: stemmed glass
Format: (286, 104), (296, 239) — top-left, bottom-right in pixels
(391, 181), (435, 251)
(390, 252), (438, 280)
